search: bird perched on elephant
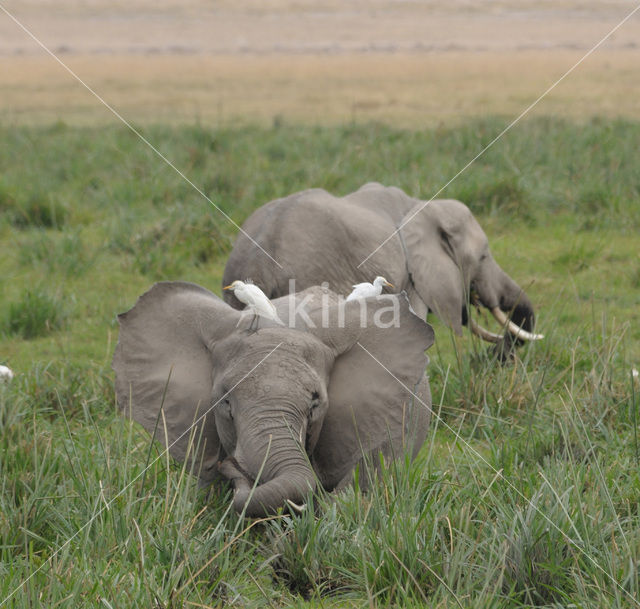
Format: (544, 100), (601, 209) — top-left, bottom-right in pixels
(112, 282), (434, 517)
(347, 276), (394, 301)
(223, 279), (283, 329)
(223, 182), (542, 345)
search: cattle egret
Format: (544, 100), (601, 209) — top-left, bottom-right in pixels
(0, 365), (14, 381)
(346, 276), (394, 301)
(223, 280), (283, 329)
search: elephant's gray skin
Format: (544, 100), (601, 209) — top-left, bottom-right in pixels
(223, 183), (537, 340)
(112, 282), (433, 517)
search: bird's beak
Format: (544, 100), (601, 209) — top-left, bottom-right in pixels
(385, 281), (395, 288)
(223, 284), (232, 290)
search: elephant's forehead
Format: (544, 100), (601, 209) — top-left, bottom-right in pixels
(247, 328), (320, 352)
(215, 329), (327, 372)
(234, 360), (321, 401)
(223, 339), (326, 401)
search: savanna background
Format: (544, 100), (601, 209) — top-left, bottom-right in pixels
(1, 1), (639, 607)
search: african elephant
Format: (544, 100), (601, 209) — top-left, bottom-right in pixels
(223, 183), (541, 344)
(112, 282), (433, 517)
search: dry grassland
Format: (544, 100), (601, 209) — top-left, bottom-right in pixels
(1, 50), (639, 127)
(1, 1), (639, 126)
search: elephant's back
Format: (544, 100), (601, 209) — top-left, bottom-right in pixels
(235, 184), (411, 248)
(274, 191), (393, 292)
(223, 186), (408, 304)
(223, 189), (330, 304)
(240, 188), (331, 237)
(343, 182), (420, 224)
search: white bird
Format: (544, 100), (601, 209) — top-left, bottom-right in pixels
(346, 276), (395, 301)
(223, 280), (283, 330)
(0, 364), (14, 381)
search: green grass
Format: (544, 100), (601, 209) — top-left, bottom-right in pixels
(2, 287), (68, 339)
(0, 117), (639, 607)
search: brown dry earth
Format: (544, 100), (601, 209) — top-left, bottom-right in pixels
(1, 0), (639, 125)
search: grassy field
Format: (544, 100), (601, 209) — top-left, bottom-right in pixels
(1, 118), (639, 607)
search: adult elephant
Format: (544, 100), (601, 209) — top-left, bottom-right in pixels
(223, 183), (542, 344)
(113, 282), (433, 517)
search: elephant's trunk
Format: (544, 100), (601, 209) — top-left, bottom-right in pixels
(221, 422), (317, 517)
(230, 464), (315, 517)
(475, 265), (537, 332)
(497, 270), (537, 335)
(471, 263), (541, 357)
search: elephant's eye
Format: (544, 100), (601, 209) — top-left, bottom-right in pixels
(310, 390), (320, 409)
(221, 398), (233, 419)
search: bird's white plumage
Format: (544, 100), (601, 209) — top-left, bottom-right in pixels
(346, 276), (394, 301)
(224, 280), (283, 324)
(0, 364), (14, 381)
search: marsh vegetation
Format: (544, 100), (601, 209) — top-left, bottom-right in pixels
(1, 118), (639, 607)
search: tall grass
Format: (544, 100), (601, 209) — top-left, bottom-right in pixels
(0, 118), (638, 607)
(2, 287), (67, 339)
(0, 372), (274, 607)
(264, 316), (639, 607)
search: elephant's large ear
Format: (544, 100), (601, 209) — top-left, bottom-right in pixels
(112, 281), (241, 482)
(303, 293), (435, 490)
(401, 199), (469, 334)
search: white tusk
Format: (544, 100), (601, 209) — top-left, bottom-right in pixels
(285, 499), (306, 513)
(469, 318), (502, 343)
(490, 307), (544, 341)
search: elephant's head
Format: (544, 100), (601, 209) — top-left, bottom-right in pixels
(112, 282), (433, 517)
(401, 199), (541, 344)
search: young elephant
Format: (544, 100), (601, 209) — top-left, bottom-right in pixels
(112, 282), (434, 517)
